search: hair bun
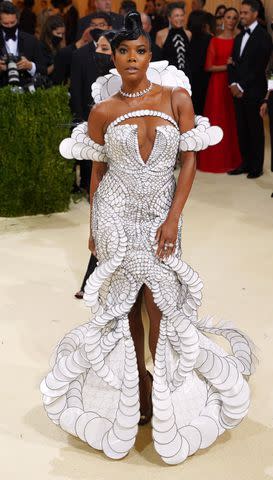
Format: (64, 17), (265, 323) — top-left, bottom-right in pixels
(124, 11), (142, 31)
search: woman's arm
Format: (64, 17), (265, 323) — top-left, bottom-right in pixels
(156, 88), (196, 258)
(204, 38), (227, 72)
(88, 104), (108, 254)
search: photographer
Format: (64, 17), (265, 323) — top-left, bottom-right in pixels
(0, 1), (46, 88)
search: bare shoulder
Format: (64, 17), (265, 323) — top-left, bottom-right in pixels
(171, 87), (194, 131)
(185, 29), (192, 41)
(171, 87), (192, 109)
(156, 27), (168, 46)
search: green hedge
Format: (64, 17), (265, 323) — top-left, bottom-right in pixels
(0, 86), (74, 217)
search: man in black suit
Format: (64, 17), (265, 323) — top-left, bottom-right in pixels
(76, 0), (123, 40)
(228, 0), (272, 178)
(0, 1), (46, 88)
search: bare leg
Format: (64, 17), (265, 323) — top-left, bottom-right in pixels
(128, 286), (152, 422)
(143, 285), (162, 362)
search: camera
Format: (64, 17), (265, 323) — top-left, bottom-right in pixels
(1, 53), (21, 85)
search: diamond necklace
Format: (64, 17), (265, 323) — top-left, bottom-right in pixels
(119, 81), (152, 98)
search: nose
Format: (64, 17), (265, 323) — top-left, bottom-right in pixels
(128, 56), (136, 62)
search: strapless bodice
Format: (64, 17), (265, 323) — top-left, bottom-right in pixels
(104, 110), (180, 174)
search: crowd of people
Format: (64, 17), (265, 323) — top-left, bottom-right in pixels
(0, 0), (272, 183)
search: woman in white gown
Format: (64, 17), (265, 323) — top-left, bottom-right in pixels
(41, 12), (255, 465)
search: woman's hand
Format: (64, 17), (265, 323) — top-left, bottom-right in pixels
(88, 236), (97, 256)
(260, 102), (268, 118)
(155, 218), (178, 259)
(227, 57), (234, 65)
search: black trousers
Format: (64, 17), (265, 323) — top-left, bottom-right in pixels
(234, 97), (265, 174)
(80, 253), (98, 291)
(268, 91), (273, 172)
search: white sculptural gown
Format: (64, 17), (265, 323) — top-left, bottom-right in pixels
(41, 108), (255, 465)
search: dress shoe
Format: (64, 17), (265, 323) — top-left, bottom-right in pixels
(247, 171), (263, 179)
(227, 167), (248, 175)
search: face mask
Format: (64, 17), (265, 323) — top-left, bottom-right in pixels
(94, 52), (114, 75)
(51, 35), (63, 47)
(1, 24), (18, 40)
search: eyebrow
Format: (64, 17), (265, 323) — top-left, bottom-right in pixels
(118, 43), (147, 47)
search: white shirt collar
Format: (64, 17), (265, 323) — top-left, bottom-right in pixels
(246, 20), (258, 34)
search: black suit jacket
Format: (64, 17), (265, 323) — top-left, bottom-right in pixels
(0, 29), (46, 87)
(70, 42), (99, 122)
(76, 12), (123, 40)
(228, 24), (272, 100)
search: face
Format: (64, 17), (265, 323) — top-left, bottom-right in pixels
(215, 16), (223, 33)
(0, 13), (18, 28)
(90, 17), (110, 30)
(145, 0), (155, 15)
(217, 7), (226, 17)
(141, 14), (151, 33)
(224, 10), (238, 31)
(95, 0), (112, 14)
(169, 8), (185, 29)
(240, 4), (258, 27)
(113, 36), (152, 82)
(96, 35), (111, 54)
(155, 0), (165, 15)
(52, 26), (65, 38)
(191, 0), (202, 11)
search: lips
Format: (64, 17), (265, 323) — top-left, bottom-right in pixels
(126, 67), (138, 73)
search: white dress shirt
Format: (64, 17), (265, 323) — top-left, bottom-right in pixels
(231, 20), (258, 93)
(4, 30), (36, 76)
(239, 20), (258, 56)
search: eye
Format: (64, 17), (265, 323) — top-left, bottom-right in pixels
(118, 47), (127, 54)
(137, 48), (146, 54)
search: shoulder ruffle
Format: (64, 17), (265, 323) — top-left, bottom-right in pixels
(180, 116), (223, 151)
(59, 122), (107, 162)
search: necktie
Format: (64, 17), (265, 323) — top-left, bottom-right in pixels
(244, 28), (251, 35)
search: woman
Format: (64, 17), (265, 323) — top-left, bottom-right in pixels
(40, 14), (65, 77)
(198, 8), (242, 173)
(156, 2), (191, 78)
(41, 12), (254, 464)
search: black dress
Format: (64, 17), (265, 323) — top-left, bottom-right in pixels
(161, 27), (191, 78)
(188, 32), (212, 114)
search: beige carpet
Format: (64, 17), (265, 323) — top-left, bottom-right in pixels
(1, 132), (273, 479)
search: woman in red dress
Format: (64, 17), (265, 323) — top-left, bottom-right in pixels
(197, 8), (242, 173)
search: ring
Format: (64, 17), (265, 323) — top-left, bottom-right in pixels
(163, 245), (168, 250)
(165, 242), (174, 248)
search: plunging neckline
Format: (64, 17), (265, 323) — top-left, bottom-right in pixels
(105, 110), (179, 166)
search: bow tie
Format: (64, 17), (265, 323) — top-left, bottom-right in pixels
(244, 28), (251, 35)
(5, 31), (17, 41)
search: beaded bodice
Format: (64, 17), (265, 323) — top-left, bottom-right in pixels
(95, 111), (180, 225)
(104, 110), (180, 172)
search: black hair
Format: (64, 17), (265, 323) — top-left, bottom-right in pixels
(120, 0), (137, 14)
(166, 2), (185, 17)
(0, 1), (18, 17)
(241, 0), (260, 12)
(224, 7), (239, 16)
(88, 11), (112, 25)
(40, 14), (65, 51)
(187, 10), (207, 36)
(92, 28), (116, 43)
(215, 4), (226, 16)
(111, 11), (151, 54)
(204, 12), (216, 35)
(23, 0), (35, 7)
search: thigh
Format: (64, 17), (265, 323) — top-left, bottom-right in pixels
(143, 285), (162, 328)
